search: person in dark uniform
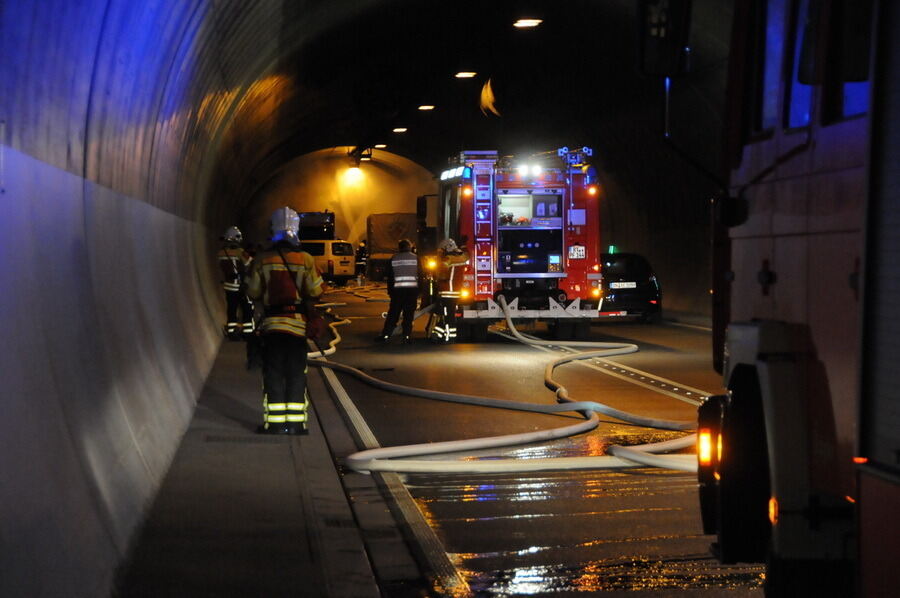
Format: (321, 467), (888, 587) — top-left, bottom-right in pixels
(217, 226), (255, 339)
(355, 239), (368, 279)
(377, 239), (419, 344)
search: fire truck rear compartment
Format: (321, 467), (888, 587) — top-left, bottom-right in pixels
(497, 229), (563, 274)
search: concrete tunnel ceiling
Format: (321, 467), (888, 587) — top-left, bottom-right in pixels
(0, 1), (732, 595)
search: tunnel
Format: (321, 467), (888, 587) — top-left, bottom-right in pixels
(0, 1), (732, 595)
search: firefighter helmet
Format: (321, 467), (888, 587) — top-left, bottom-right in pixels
(270, 206), (300, 246)
(223, 226), (242, 243)
(438, 238), (458, 253)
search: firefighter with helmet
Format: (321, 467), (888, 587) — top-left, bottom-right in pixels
(245, 207), (325, 435)
(427, 238), (469, 341)
(217, 226), (255, 339)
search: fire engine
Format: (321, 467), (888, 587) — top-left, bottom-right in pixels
(418, 147), (605, 341)
(635, 0), (899, 596)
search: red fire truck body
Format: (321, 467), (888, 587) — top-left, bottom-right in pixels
(427, 148), (606, 338)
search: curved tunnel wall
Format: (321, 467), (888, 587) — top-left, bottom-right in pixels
(0, 2), (373, 595)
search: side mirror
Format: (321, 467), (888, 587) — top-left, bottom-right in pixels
(638, 0), (693, 77)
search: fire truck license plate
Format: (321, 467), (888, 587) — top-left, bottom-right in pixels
(568, 245), (586, 259)
(610, 281), (637, 289)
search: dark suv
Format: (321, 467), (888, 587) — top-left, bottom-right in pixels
(600, 253), (662, 323)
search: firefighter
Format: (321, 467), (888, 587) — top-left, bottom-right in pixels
(355, 239), (368, 279)
(427, 238), (469, 342)
(377, 238), (419, 344)
(217, 226), (255, 339)
(245, 207), (325, 435)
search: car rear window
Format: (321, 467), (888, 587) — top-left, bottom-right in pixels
(602, 254), (652, 278)
(332, 242), (354, 256)
(301, 242), (324, 256)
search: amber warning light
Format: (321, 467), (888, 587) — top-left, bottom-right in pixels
(698, 429), (714, 466)
(587, 185), (598, 196)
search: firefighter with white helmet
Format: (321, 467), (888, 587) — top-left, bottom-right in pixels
(427, 238), (469, 341)
(217, 226), (255, 339)
(245, 207), (325, 434)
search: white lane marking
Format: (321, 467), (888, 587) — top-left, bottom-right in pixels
(318, 365), (472, 596)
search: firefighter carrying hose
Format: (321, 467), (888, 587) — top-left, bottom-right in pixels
(246, 207), (325, 435)
(217, 226), (255, 339)
(426, 238), (469, 342)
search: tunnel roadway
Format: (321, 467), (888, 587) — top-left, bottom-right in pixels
(308, 285), (764, 596)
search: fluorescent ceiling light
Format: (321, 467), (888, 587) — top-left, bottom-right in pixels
(418, 105), (435, 111)
(455, 71), (477, 78)
(392, 127), (408, 133)
(514, 19), (543, 28)
(374, 144), (387, 148)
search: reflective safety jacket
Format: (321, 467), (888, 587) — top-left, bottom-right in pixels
(245, 244), (324, 337)
(436, 249), (469, 291)
(217, 244), (252, 291)
(387, 251), (419, 291)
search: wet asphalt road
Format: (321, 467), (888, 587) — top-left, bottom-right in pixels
(317, 285), (763, 596)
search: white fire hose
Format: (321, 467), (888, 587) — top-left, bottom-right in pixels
(307, 296), (698, 474)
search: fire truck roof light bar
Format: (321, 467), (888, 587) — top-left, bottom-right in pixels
(440, 166), (472, 180)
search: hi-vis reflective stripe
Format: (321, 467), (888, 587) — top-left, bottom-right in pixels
(286, 402), (306, 411)
(267, 402), (287, 411)
(223, 282), (241, 291)
(395, 275), (418, 287)
(286, 414), (307, 422)
(393, 259), (417, 266)
(266, 414), (288, 423)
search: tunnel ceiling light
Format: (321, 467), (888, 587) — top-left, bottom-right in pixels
(360, 156), (372, 161)
(374, 144), (387, 148)
(418, 105), (435, 111)
(513, 18), (543, 28)
(455, 71), (477, 78)
(392, 127), (408, 133)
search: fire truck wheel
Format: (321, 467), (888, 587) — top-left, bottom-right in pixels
(573, 320), (590, 340)
(470, 322), (488, 342)
(551, 320), (574, 339)
(714, 368), (770, 564)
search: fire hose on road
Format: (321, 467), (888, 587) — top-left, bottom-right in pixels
(307, 296), (699, 474)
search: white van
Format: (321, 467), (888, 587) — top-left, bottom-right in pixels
(300, 240), (355, 284)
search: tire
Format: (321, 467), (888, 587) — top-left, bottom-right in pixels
(574, 320), (590, 340)
(641, 310), (662, 324)
(553, 320), (574, 339)
(470, 322), (488, 342)
(715, 369), (770, 564)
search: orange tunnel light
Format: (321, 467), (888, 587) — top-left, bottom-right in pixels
(769, 497), (779, 525)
